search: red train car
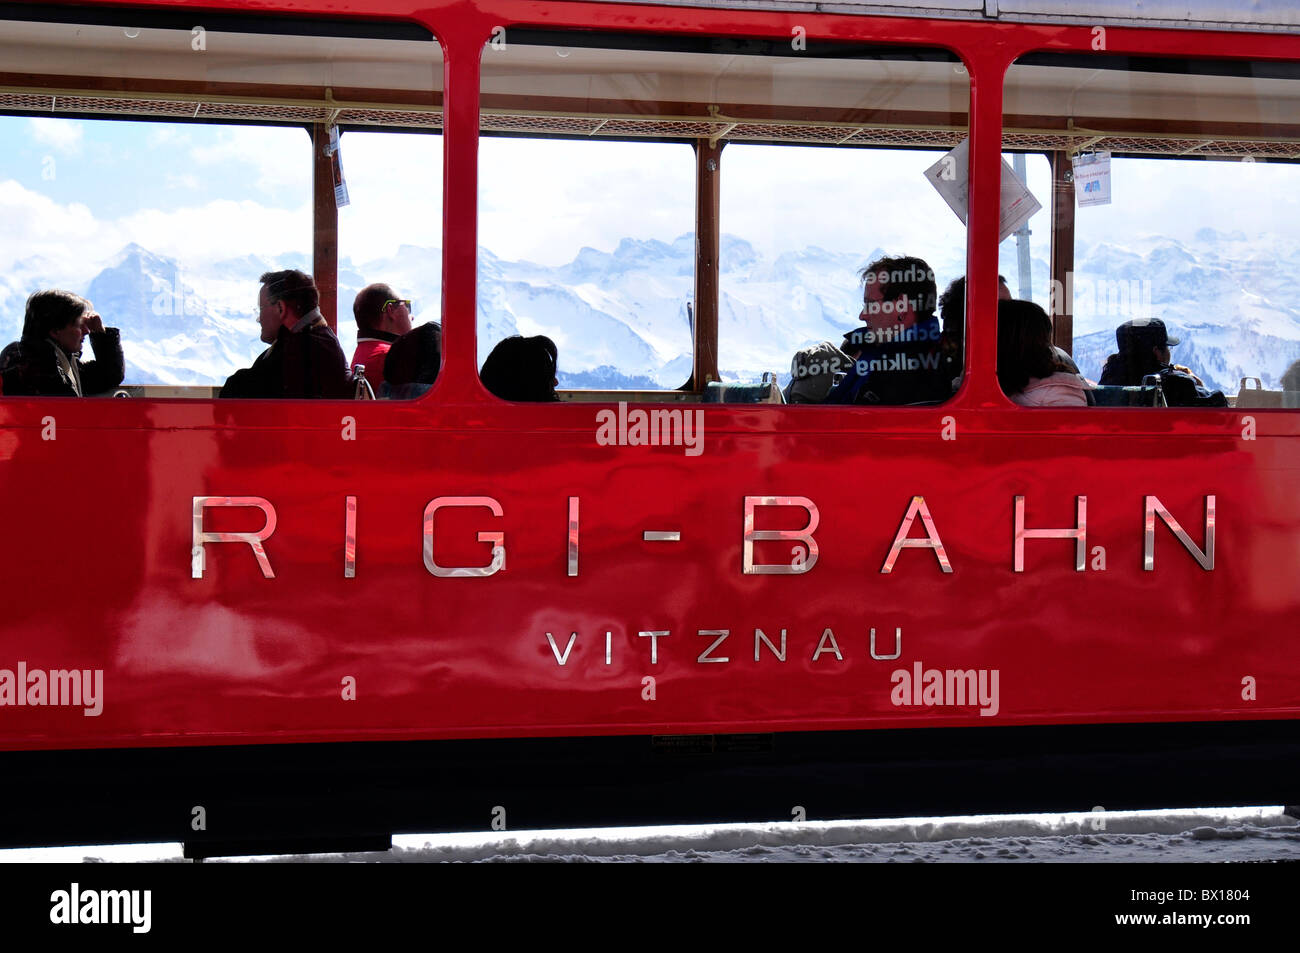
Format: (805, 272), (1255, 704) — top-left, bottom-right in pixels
(0, 0), (1298, 854)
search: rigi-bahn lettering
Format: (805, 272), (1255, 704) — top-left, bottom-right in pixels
(190, 493), (1218, 579)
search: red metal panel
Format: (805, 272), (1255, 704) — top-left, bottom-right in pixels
(1, 0), (1298, 752)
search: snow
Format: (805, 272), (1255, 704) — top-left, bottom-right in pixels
(6, 226), (1300, 394)
(1, 807), (1295, 863)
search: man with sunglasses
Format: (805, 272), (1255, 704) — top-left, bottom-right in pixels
(351, 283), (413, 394)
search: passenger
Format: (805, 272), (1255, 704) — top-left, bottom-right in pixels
(784, 341), (852, 403)
(480, 334), (559, 402)
(825, 255), (946, 405)
(940, 276), (1084, 385)
(1098, 317), (1181, 386)
(1098, 317), (1226, 406)
(1281, 359), (1300, 392)
(997, 300), (1089, 407)
(936, 276), (966, 393)
(220, 270), (351, 399)
(382, 322), (442, 399)
(351, 283), (413, 395)
(0, 290), (124, 397)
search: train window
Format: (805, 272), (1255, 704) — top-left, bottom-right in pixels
(998, 152), (1052, 309)
(480, 30), (969, 405)
(477, 136), (695, 393)
(336, 129), (444, 397)
(1004, 53), (1300, 408)
(0, 114), (310, 396)
(0, 12), (442, 400)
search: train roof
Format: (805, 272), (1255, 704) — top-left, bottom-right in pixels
(587, 0), (1300, 34)
(1, 2), (1297, 158)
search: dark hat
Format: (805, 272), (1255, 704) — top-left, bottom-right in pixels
(1116, 317), (1179, 351)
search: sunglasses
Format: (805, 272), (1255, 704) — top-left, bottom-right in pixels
(383, 299), (412, 311)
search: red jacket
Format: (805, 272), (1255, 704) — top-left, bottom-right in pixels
(351, 338), (393, 394)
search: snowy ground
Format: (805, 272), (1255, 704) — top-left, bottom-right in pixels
(1, 806), (1296, 863)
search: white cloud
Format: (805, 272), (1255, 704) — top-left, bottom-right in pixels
(147, 126), (190, 148)
(26, 118), (84, 154)
(0, 179), (311, 289)
(165, 172), (202, 190)
(0, 179), (117, 281)
(479, 137), (695, 265)
(189, 125), (308, 196)
(120, 198), (311, 263)
(336, 130), (443, 264)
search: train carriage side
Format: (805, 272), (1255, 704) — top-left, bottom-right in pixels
(0, 0), (1297, 851)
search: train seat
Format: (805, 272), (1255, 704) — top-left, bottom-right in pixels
(703, 377), (785, 404)
(1235, 377), (1285, 408)
(1088, 384), (1167, 407)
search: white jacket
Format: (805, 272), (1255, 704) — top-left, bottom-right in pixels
(1012, 371), (1090, 407)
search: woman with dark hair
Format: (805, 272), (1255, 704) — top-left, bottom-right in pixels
(480, 334), (559, 402)
(0, 289), (124, 397)
(997, 299), (1088, 407)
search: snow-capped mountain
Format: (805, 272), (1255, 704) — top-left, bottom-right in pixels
(1064, 229), (1300, 391)
(2, 228), (1298, 394)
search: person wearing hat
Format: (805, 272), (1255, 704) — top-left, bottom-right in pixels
(1098, 317), (1225, 406)
(1098, 317), (1184, 386)
(784, 340), (853, 403)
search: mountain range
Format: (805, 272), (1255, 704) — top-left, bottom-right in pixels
(1, 228), (1297, 394)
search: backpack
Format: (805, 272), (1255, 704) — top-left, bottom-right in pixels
(1144, 370), (1228, 408)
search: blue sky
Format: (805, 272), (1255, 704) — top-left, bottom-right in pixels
(6, 117), (307, 218)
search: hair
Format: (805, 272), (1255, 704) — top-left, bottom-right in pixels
(859, 255), (937, 316)
(937, 275), (1011, 338)
(1111, 327), (1167, 384)
(1282, 359), (1300, 392)
(353, 283), (395, 333)
(21, 290), (90, 346)
(480, 335), (559, 402)
(938, 276), (965, 338)
(384, 322), (442, 388)
(260, 269), (318, 318)
(997, 299), (1057, 396)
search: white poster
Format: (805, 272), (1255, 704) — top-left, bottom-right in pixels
(329, 125), (350, 208)
(924, 138), (1042, 242)
(1072, 151), (1111, 207)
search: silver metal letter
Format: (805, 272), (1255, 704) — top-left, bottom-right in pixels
(568, 496), (579, 577)
(753, 628), (788, 662)
(1144, 495), (1215, 571)
(1014, 495), (1087, 572)
(192, 496), (277, 579)
(870, 627), (902, 660)
(344, 495), (357, 578)
(881, 496), (953, 573)
(422, 496), (505, 577)
(546, 631), (578, 666)
(638, 630), (669, 665)
(696, 629), (730, 663)
(743, 496), (820, 575)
